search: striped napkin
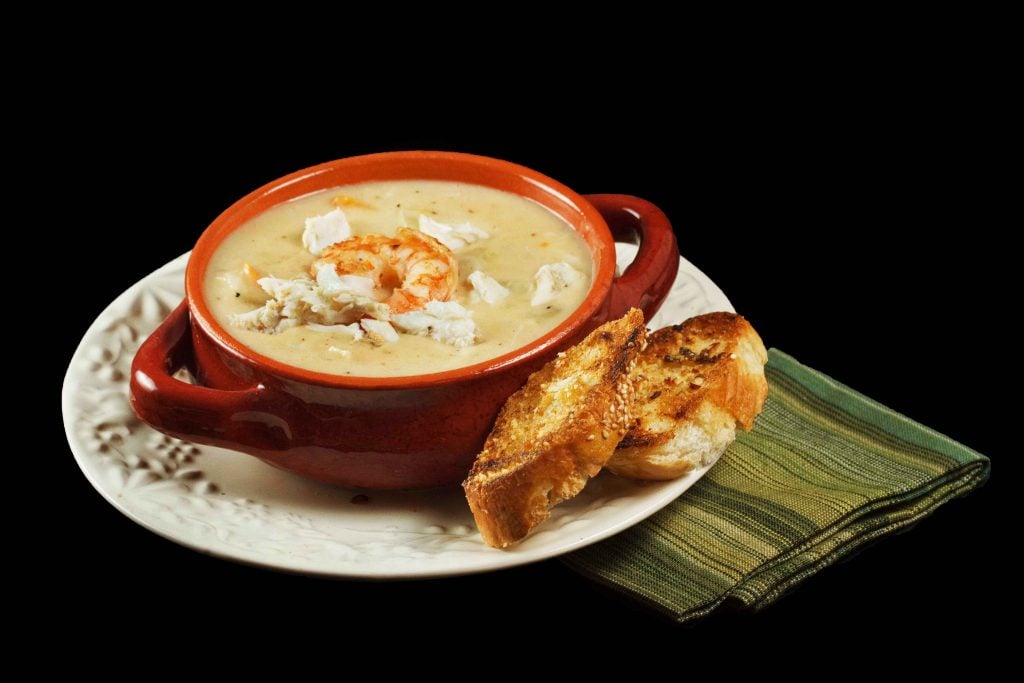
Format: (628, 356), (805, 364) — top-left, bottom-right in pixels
(563, 349), (990, 622)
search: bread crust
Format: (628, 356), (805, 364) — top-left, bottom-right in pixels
(463, 309), (647, 548)
(606, 312), (768, 480)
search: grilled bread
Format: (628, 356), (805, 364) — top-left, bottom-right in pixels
(606, 312), (767, 480)
(463, 308), (646, 548)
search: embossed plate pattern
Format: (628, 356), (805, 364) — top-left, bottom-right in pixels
(62, 244), (733, 578)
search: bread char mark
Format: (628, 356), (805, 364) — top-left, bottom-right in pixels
(608, 311), (768, 479)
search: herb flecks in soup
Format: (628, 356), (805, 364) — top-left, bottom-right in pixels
(204, 180), (592, 377)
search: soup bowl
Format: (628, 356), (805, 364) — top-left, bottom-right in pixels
(129, 152), (679, 489)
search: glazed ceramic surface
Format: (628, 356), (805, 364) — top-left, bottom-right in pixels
(64, 244), (733, 577)
(130, 153), (680, 488)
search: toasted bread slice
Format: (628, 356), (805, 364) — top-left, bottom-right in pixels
(606, 312), (767, 481)
(463, 308), (647, 548)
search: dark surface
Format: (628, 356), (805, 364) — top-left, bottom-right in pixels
(55, 114), (1001, 647)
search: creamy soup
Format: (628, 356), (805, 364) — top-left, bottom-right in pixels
(204, 180), (593, 377)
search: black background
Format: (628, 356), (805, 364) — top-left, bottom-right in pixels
(54, 94), (1002, 650)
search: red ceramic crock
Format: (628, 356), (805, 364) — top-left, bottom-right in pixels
(130, 152), (679, 489)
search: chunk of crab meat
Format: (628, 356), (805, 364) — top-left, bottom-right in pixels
(314, 264), (384, 301)
(392, 301), (478, 347)
(468, 270), (510, 304)
(257, 276), (339, 321)
(359, 318), (399, 344)
(531, 262), (583, 306)
(417, 215), (489, 251)
(230, 301), (284, 332)
(302, 208), (352, 255)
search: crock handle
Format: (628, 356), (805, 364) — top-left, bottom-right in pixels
(129, 301), (290, 450)
(585, 194), (679, 322)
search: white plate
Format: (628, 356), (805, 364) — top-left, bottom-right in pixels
(62, 244), (732, 578)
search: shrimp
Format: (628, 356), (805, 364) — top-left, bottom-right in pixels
(311, 228), (458, 314)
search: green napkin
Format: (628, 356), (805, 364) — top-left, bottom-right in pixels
(563, 349), (990, 623)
